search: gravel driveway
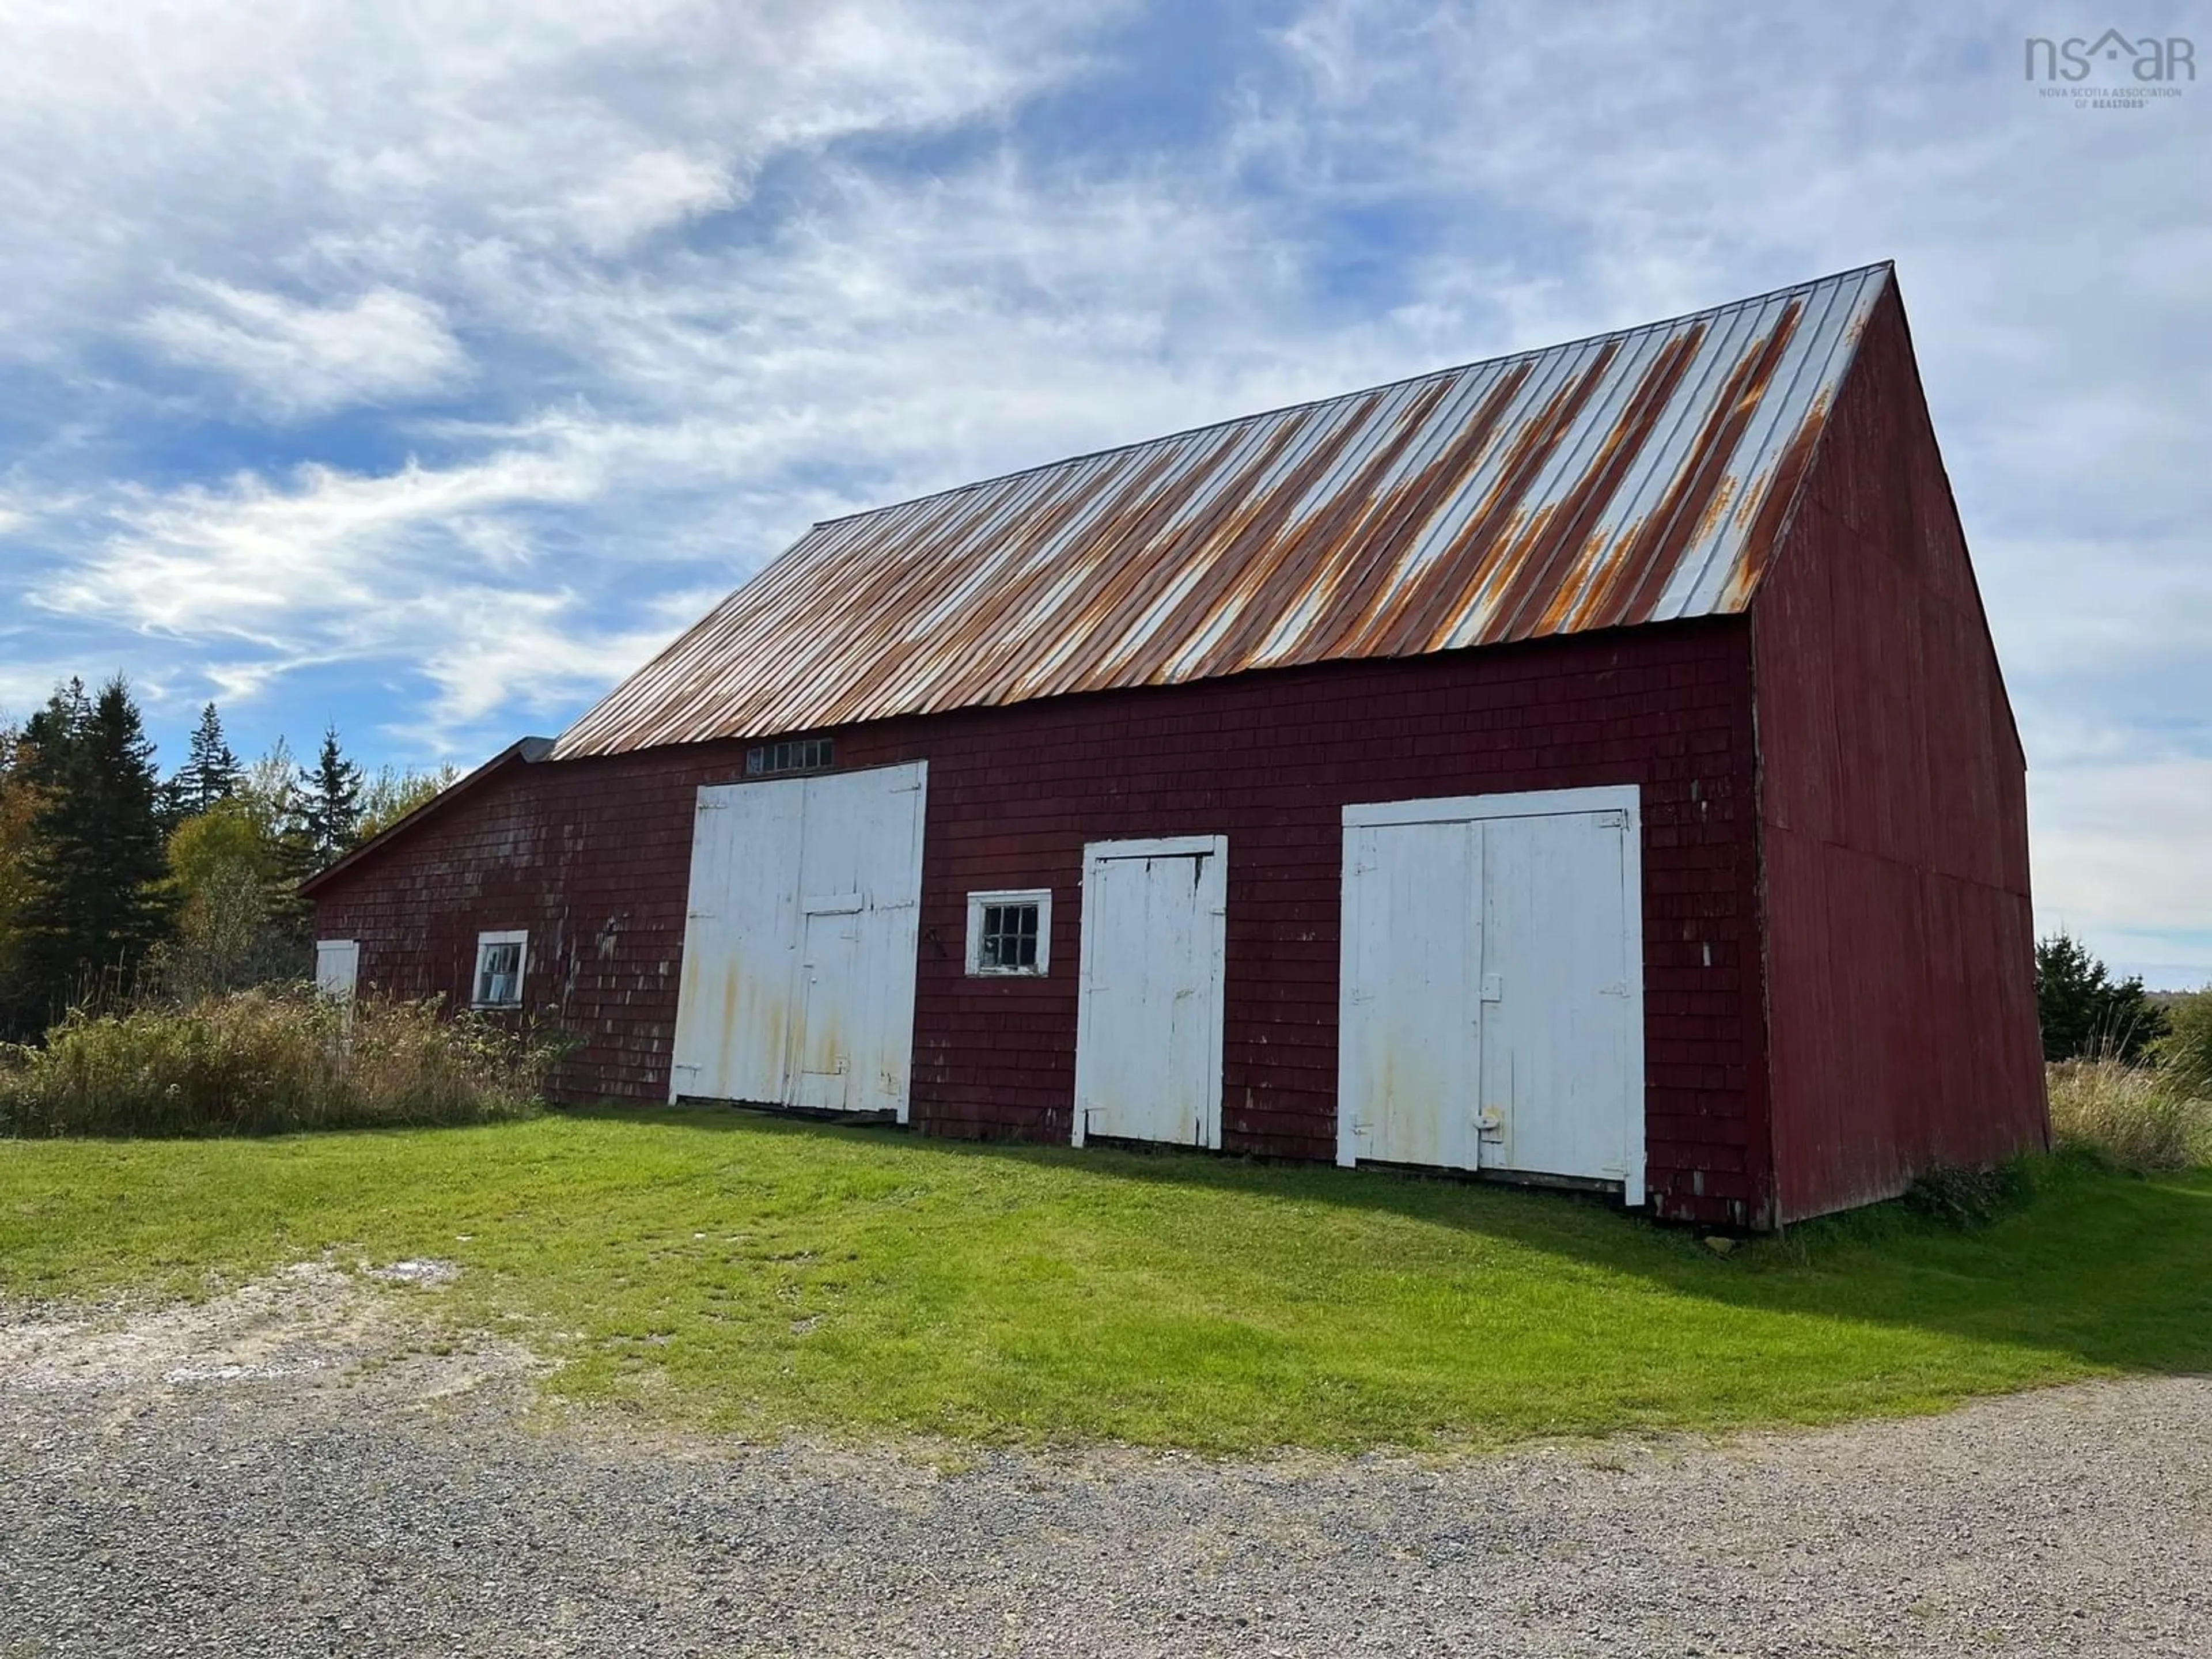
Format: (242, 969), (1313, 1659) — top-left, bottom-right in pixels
(1, 1264), (2205, 1658)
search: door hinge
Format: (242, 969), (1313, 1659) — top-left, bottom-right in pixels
(1480, 974), (1502, 1002)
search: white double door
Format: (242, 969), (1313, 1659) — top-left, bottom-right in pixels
(1337, 787), (1644, 1202)
(671, 761), (926, 1118)
(1072, 836), (1228, 1149)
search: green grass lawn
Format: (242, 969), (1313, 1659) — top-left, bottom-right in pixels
(4, 1107), (2208, 1453)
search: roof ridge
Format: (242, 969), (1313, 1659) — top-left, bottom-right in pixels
(805, 260), (1896, 532)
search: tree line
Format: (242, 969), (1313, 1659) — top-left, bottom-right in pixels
(0, 677), (456, 1040)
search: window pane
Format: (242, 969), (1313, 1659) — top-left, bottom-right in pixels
(970, 897), (1047, 974)
(478, 942), (522, 1004)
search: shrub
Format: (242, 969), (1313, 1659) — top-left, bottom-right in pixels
(2046, 1058), (2209, 1174)
(2034, 930), (2166, 1062)
(0, 987), (552, 1138)
(1903, 1161), (2027, 1228)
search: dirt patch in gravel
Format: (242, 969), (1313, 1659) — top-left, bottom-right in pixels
(0, 1270), (2206, 1657)
(0, 1259), (538, 1430)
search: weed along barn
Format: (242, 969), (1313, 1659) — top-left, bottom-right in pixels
(302, 263), (2047, 1229)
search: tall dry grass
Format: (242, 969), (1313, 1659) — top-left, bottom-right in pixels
(2046, 1056), (2211, 1173)
(0, 987), (552, 1138)
(2153, 987), (2212, 1101)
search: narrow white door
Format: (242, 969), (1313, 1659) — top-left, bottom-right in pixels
(1338, 787), (1643, 1203)
(792, 900), (863, 1111)
(790, 766), (928, 1118)
(1480, 809), (1641, 1192)
(1338, 820), (1482, 1171)
(671, 775), (806, 1106)
(314, 939), (359, 1002)
(1072, 836), (1228, 1149)
(669, 761), (927, 1119)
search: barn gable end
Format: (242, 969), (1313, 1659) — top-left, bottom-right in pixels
(1749, 281), (2044, 1222)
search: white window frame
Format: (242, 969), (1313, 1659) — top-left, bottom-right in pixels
(964, 889), (1052, 977)
(472, 929), (529, 1010)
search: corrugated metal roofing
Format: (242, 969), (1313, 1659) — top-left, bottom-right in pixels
(554, 263), (1889, 759)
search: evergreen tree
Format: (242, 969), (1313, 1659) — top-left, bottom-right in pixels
(296, 725), (364, 868)
(5, 677), (171, 1031)
(2035, 929), (2167, 1063)
(17, 678), (92, 780)
(0, 717), (37, 1022)
(174, 703), (242, 817)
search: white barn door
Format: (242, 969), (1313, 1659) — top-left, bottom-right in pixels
(670, 761), (927, 1119)
(314, 939), (359, 1002)
(1338, 786), (1643, 1203)
(1072, 836), (1228, 1149)
(1339, 820), (1483, 1173)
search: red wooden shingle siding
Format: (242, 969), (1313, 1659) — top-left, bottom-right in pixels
(1752, 285), (2046, 1222)
(312, 622), (1772, 1227)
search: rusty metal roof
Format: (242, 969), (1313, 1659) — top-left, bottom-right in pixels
(554, 263), (1889, 758)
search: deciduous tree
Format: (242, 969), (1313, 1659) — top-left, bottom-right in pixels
(355, 762), (460, 843)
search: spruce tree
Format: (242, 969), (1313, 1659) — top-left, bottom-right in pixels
(2035, 929), (2167, 1063)
(0, 717), (37, 1028)
(7, 677), (171, 1028)
(176, 703), (242, 817)
(297, 725), (364, 868)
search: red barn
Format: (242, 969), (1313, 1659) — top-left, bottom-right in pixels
(303, 263), (2046, 1228)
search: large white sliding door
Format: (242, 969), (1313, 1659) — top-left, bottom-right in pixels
(1338, 786), (1643, 1202)
(1072, 836), (1228, 1149)
(670, 761), (927, 1119)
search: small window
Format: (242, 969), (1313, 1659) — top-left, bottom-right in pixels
(745, 737), (833, 776)
(965, 889), (1051, 976)
(472, 930), (528, 1009)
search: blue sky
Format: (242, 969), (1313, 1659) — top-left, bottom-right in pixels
(1, 0), (2207, 985)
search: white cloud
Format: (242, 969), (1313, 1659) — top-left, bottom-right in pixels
(37, 448), (608, 661)
(2032, 756), (2212, 931)
(0, 0), (1116, 354)
(138, 283), (469, 417)
(541, 150), (735, 255)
